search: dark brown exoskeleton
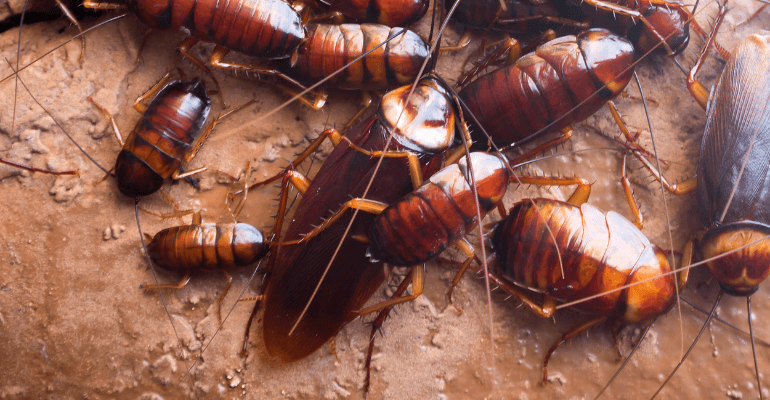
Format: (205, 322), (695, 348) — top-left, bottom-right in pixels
(143, 211), (269, 322)
(103, 79), (213, 198)
(459, 29), (635, 158)
(235, 75), (467, 396)
(484, 182), (683, 387)
(646, 29), (770, 400)
(315, 0), (429, 26)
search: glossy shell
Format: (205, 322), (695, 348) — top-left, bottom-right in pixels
(115, 80), (210, 197)
(147, 223), (267, 271)
(493, 199), (676, 322)
(368, 152), (508, 265)
(127, 0), (305, 59)
(459, 29), (634, 147)
(695, 31), (770, 295)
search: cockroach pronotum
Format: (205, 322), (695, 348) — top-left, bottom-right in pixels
(486, 192), (682, 386)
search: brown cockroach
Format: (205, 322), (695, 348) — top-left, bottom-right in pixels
(641, 25), (770, 400)
(230, 73), (475, 397)
(459, 28), (636, 157)
(487, 191), (682, 385)
(254, 151), (509, 394)
(143, 210), (269, 322)
(100, 78), (214, 197)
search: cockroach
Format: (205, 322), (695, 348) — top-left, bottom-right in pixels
(256, 151), (509, 393)
(84, 0), (305, 60)
(644, 28), (770, 400)
(233, 74), (464, 394)
(459, 28), (636, 156)
(483, 170), (683, 386)
(443, 0), (706, 56)
(88, 71), (256, 199)
(142, 210), (269, 322)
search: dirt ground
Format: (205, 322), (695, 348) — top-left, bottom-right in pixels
(0, 1), (769, 399)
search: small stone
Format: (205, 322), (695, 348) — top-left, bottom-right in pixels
(229, 375), (241, 388)
(111, 223), (126, 239)
(432, 332), (445, 349)
(546, 372), (567, 385)
(726, 389), (743, 399)
(150, 354), (177, 385)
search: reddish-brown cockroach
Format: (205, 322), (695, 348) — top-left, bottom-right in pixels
(487, 193), (682, 385)
(234, 74), (465, 394)
(85, 0), (305, 60)
(642, 27), (770, 400)
(459, 28), (636, 156)
(74, 0), (430, 108)
(143, 210), (269, 322)
(88, 73), (252, 199)
(443, 0), (708, 56)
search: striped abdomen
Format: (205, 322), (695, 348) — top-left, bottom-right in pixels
(291, 24), (429, 90)
(492, 199), (675, 323)
(126, 0), (305, 59)
(368, 152), (508, 266)
(147, 223), (268, 271)
(115, 80), (210, 197)
(459, 29), (634, 147)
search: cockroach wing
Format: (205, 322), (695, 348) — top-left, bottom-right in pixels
(697, 31), (770, 228)
(262, 118), (443, 362)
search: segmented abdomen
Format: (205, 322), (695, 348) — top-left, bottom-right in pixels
(291, 24), (429, 90)
(369, 152), (508, 266)
(147, 223), (267, 271)
(127, 0), (305, 59)
(446, 0), (562, 31)
(492, 199), (672, 320)
(459, 29), (634, 147)
(115, 80), (210, 197)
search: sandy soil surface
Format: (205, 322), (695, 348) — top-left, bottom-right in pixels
(0, 1), (768, 399)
